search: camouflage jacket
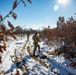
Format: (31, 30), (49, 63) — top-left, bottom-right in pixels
(32, 35), (39, 45)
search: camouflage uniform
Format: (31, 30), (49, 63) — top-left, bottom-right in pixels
(32, 32), (40, 56)
(26, 30), (30, 41)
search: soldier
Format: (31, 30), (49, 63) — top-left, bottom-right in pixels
(26, 30), (30, 41)
(32, 32), (40, 56)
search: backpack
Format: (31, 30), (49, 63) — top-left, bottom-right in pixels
(32, 35), (36, 40)
(32, 35), (39, 45)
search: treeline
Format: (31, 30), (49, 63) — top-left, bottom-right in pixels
(13, 28), (38, 34)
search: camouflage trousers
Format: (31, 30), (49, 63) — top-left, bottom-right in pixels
(33, 44), (40, 56)
(27, 35), (29, 41)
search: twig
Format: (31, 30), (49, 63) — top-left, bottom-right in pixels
(0, 0), (22, 23)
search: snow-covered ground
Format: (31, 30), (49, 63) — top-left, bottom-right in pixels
(0, 35), (76, 75)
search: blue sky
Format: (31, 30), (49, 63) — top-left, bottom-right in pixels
(0, 0), (76, 29)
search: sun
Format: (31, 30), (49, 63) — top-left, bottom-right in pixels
(58, 0), (68, 5)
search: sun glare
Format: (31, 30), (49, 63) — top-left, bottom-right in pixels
(53, 4), (59, 11)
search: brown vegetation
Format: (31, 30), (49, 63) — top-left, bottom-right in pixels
(40, 16), (76, 60)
